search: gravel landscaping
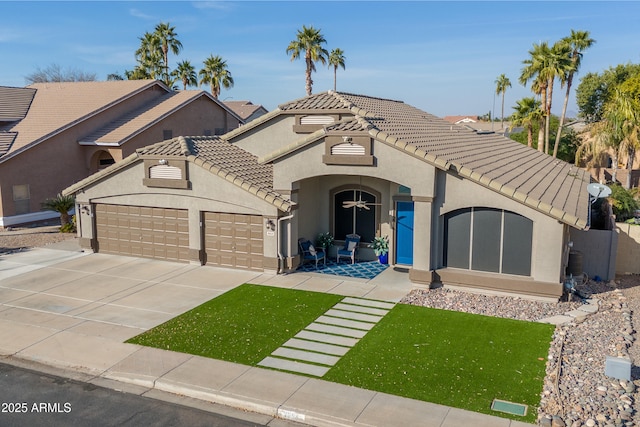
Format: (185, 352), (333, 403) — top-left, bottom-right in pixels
(0, 224), (76, 255)
(403, 279), (640, 426)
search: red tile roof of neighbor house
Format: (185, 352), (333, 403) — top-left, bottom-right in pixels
(65, 91), (591, 228)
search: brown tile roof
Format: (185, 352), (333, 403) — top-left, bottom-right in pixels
(0, 80), (163, 160)
(266, 91), (591, 229)
(0, 86), (36, 122)
(223, 101), (267, 121)
(0, 132), (17, 157)
(79, 90), (217, 145)
(64, 136), (292, 212)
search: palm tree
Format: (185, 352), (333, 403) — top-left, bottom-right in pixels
(520, 41), (572, 154)
(511, 97), (543, 148)
(199, 55), (234, 98)
(41, 194), (75, 228)
(328, 48), (346, 92)
(607, 88), (640, 189)
(154, 22), (183, 86)
(495, 74), (511, 129)
(134, 31), (163, 80)
(553, 30), (595, 158)
(520, 42), (550, 152)
(172, 60), (197, 90)
(286, 25), (329, 96)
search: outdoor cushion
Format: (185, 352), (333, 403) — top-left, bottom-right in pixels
(347, 241), (357, 251)
(309, 244), (317, 256)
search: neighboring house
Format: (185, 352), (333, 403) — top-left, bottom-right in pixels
(0, 80), (243, 228)
(224, 100), (268, 122)
(64, 91), (596, 300)
(443, 115), (512, 135)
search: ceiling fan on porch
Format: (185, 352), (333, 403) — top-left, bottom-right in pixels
(342, 179), (382, 210)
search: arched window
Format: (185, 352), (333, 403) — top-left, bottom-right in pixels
(333, 189), (377, 243)
(443, 207), (533, 276)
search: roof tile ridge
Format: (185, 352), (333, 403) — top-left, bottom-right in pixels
(330, 91), (373, 119)
(177, 136), (192, 156)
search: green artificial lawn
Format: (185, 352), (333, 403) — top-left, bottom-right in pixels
(128, 284), (553, 423)
(126, 284), (343, 364)
(324, 304), (553, 423)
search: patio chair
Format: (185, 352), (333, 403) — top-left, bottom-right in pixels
(336, 234), (360, 264)
(298, 238), (325, 269)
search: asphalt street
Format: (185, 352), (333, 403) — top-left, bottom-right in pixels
(0, 362), (270, 427)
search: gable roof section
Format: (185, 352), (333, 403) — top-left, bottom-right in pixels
(261, 91), (591, 229)
(0, 80), (166, 161)
(0, 86), (36, 122)
(223, 100), (267, 121)
(64, 136), (292, 212)
(78, 90), (235, 145)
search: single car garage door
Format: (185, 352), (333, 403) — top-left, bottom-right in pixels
(203, 212), (263, 271)
(95, 204), (190, 262)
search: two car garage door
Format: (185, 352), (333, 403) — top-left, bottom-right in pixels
(95, 205), (263, 271)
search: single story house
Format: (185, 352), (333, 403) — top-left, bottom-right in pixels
(0, 80), (243, 228)
(64, 91), (594, 300)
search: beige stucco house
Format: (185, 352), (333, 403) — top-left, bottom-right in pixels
(64, 91), (594, 300)
(0, 80), (242, 228)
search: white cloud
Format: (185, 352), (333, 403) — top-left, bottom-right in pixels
(129, 8), (157, 21)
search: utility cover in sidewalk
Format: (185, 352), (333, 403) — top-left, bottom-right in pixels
(491, 399), (528, 416)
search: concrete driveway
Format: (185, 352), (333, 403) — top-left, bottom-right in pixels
(0, 244), (530, 427)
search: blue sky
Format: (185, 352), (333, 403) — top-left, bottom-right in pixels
(1, 1), (640, 117)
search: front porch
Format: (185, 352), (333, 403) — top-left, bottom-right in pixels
(296, 258), (389, 280)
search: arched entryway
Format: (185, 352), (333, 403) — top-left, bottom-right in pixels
(90, 150), (116, 173)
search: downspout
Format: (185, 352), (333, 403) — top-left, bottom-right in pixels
(277, 213), (294, 274)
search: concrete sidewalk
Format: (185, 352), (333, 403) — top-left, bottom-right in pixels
(0, 242), (533, 426)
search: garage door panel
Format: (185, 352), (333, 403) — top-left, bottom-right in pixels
(203, 212), (263, 272)
(96, 204), (189, 263)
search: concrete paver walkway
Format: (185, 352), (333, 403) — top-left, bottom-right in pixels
(0, 242), (533, 427)
(258, 297), (394, 377)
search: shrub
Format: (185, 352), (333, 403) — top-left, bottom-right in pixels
(608, 184), (639, 221)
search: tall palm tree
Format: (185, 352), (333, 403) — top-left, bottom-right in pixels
(495, 74), (511, 129)
(328, 48), (346, 92)
(511, 97), (543, 148)
(153, 22), (183, 86)
(520, 41), (571, 154)
(172, 60), (197, 90)
(199, 55), (234, 98)
(521, 42), (550, 152)
(286, 25), (329, 96)
(134, 31), (163, 80)
(553, 30), (595, 158)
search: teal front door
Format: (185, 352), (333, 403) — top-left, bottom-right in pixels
(396, 201), (414, 265)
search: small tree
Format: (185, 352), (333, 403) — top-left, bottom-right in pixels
(41, 194), (75, 229)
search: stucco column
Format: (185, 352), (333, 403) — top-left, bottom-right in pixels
(409, 197), (433, 284)
(188, 208), (203, 265)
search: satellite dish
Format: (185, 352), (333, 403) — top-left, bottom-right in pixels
(587, 183), (612, 199)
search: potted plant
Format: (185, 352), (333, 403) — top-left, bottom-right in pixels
(371, 236), (389, 264)
(316, 232), (334, 252)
